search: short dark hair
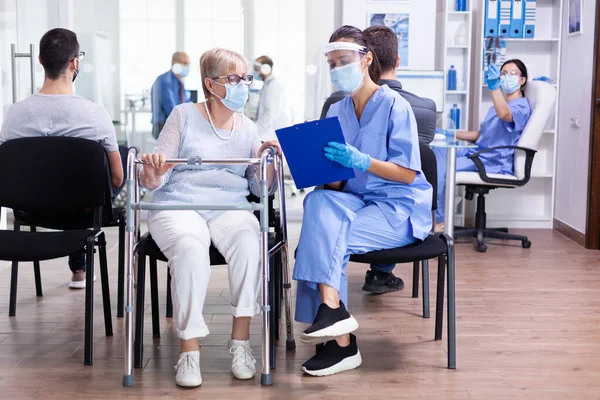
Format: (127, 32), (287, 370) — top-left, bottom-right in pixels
(501, 59), (528, 96)
(364, 26), (398, 74)
(39, 28), (80, 80)
(256, 55), (273, 67)
(329, 25), (381, 84)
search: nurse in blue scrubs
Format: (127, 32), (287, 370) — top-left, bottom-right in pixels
(292, 25), (432, 377)
(433, 59), (531, 225)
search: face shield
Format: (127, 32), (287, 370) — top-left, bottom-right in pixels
(323, 42), (367, 93)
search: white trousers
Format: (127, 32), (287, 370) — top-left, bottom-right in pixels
(148, 210), (261, 340)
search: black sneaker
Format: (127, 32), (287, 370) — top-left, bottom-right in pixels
(300, 301), (358, 345)
(362, 270), (404, 294)
(301, 334), (362, 376)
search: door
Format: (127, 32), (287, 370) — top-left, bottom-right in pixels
(585, 0), (600, 249)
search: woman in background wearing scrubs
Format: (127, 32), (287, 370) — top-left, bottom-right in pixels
(433, 59), (530, 228)
(292, 25), (432, 377)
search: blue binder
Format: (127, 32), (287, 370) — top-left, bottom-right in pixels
(498, 0), (512, 36)
(509, 0), (525, 38)
(275, 117), (355, 190)
(524, 0), (536, 38)
(484, 0), (500, 36)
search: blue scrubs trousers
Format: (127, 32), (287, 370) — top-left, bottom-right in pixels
(293, 190), (416, 324)
(432, 147), (477, 221)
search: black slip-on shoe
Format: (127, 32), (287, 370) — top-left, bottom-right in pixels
(301, 334), (362, 376)
(300, 301), (358, 345)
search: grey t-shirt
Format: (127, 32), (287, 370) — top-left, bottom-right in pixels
(0, 93), (118, 152)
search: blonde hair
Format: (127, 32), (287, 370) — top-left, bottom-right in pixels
(200, 48), (249, 100)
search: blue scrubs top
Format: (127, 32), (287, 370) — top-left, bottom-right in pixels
(326, 85), (432, 241)
(462, 97), (531, 174)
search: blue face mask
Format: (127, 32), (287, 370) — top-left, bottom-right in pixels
(179, 65), (190, 78)
(330, 60), (365, 93)
(212, 82), (249, 112)
(252, 71), (263, 81)
(500, 75), (521, 94)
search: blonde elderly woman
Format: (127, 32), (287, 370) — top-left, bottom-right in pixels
(141, 48), (280, 388)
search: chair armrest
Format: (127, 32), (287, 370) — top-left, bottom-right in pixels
(466, 145), (537, 186)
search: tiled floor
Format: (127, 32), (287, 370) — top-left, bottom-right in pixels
(1, 224), (600, 399)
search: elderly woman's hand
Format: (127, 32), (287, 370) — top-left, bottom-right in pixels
(141, 153), (175, 179)
(258, 140), (282, 157)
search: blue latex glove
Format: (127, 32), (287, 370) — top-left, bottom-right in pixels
(324, 142), (371, 172)
(485, 64), (501, 91)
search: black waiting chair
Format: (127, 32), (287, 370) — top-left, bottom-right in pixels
(349, 144), (456, 369)
(0, 137), (114, 365)
(13, 145), (133, 317)
(133, 195), (287, 369)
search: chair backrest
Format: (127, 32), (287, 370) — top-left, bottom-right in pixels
(419, 144), (438, 211)
(0, 137), (110, 214)
(514, 81), (556, 179)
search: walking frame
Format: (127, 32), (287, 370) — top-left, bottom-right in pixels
(122, 146), (295, 387)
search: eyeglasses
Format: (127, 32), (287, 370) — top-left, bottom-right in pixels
(212, 74), (254, 86)
(73, 51), (85, 61)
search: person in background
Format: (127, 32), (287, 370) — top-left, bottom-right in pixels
(253, 56), (290, 140)
(151, 51), (191, 139)
(319, 25), (437, 295)
(0, 28), (123, 289)
(432, 59), (531, 229)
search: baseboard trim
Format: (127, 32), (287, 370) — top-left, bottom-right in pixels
(553, 219), (586, 247)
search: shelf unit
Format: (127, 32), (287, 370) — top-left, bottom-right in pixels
(470, 0), (563, 229)
(436, 0), (473, 225)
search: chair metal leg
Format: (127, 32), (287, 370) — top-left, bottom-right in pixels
(134, 245), (147, 369)
(9, 261), (18, 317)
(84, 236), (95, 365)
(281, 244), (295, 351)
(29, 226), (43, 297)
(117, 218), (126, 318)
(447, 244), (456, 369)
(149, 257), (160, 339)
(435, 255), (446, 341)
(166, 267), (173, 318)
(9, 221), (21, 317)
(422, 259), (430, 319)
(412, 261), (419, 298)
(98, 236), (113, 337)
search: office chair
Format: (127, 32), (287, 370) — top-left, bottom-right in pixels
(454, 81), (557, 252)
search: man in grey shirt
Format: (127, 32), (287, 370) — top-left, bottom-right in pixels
(0, 28), (123, 289)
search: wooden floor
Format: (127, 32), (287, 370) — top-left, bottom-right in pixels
(1, 225), (600, 399)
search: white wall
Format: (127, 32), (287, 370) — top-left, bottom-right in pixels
(553, 0), (597, 234)
(341, 0), (437, 70)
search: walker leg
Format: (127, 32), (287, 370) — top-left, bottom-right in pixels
(281, 244), (295, 351)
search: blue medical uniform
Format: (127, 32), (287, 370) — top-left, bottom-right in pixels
(433, 97), (531, 220)
(293, 85), (432, 324)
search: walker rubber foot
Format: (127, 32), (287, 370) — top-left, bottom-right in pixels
(123, 374), (134, 387)
(286, 339), (296, 351)
(261, 373), (273, 386)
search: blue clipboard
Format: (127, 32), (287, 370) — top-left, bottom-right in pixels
(275, 117), (355, 190)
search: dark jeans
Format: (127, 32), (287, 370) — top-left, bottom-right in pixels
(152, 122), (165, 140)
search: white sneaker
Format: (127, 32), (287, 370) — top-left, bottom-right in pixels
(174, 351), (202, 387)
(229, 339), (256, 380)
(69, 273), (96, 289)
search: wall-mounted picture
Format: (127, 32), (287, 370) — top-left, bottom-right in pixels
(368, 13), (409, 67)
(568, 0), (582, 35)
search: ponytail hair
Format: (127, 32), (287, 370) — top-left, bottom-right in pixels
(329, 25), (381, 84)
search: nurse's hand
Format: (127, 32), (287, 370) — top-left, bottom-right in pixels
(140, 153), (175, 179)
(258, 140), (282, 156)
(485, 64), (501, 91)
(324, 142), (371, 172)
